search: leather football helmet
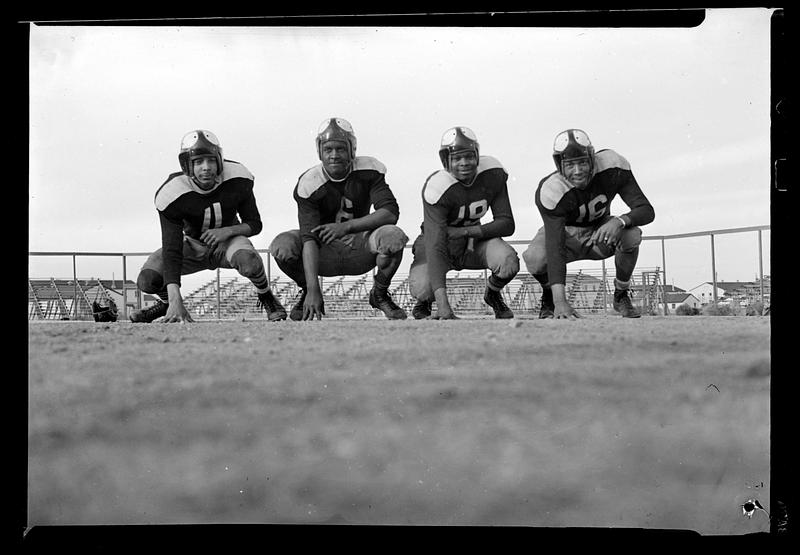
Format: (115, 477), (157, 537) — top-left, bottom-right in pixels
(552, 129), (595, 174)
(438, 126), (479, 170)
(178, 130), (223, 179)
(316, 118), (357, 159)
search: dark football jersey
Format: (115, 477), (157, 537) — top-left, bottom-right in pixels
(155, 160), (261, 286)
(422, 155), (515, 292)
(535, 149), (655, 285)
(293, 156), (400, 245)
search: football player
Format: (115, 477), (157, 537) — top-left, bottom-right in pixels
(408, 126), (519, 320)
(269, 118), (409, 320)
(522, 129), (655, 319)
(130, 130), (287, 323)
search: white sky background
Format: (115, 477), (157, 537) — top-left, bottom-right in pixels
(29, 9), (774, 294)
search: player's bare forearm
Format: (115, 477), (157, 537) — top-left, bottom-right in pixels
(164, 283), (194, 323)
(225, 222), (255, 237)
(589, 218), (625, 246)
(313, 209), (396, 244)
(432, 288), (457, 319)
(300, 242), (325, 320)
(303, 288), (325, 320)
(301, 240), (322, 293)
(551, 284), (568, 305)
(551, 284), (580, 320)
(200, 223), (253, 248)
(446, 224), (482, 240)
(346, 208), (397, 233)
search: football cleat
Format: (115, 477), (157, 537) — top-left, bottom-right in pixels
(538, 288), (555, 319)
(258, 290), (287, 321)
(613, 289), (641, 318)
(129, 301), (168, 323)
(369, 288), (407, 320)
(412, 300), (432, 320)
(289, 288), (307, 321)
(484, 287), (514, 319)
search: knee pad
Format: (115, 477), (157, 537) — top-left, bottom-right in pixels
(371, 225), (409, 255)
(269, 231), (301, 262)
(522, 244), (546, 275)
(136, 269), (164, 294)
(408, 263), (432, 301)
(230, 249), (264, 278)
(618, 227), (643, 253)
(497, 249), (520, 279)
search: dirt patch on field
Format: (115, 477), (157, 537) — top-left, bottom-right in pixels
(28, 315), (771, 534)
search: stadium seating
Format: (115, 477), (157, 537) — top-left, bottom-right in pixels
(29, 269), (667, 320)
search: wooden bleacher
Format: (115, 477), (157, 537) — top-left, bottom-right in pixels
(30, 269), (664, 320)
(28, 278), (134, 320)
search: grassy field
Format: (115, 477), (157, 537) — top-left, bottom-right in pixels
(27, 315), (771, 534)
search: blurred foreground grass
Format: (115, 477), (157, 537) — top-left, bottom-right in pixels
(28, 316), (770, 533)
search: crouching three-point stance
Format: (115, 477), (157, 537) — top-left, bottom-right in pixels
(522, 128), (655, 319)
(130, 130), (286, 323)
(408, 126), (519, 320)
(269, 118), (408, 321)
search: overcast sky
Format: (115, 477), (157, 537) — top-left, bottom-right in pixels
(28, 9), (774, 293)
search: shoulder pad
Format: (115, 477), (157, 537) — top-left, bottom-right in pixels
(352, 156), (387, 174)
(477, 155), (506, 173)
(155, 173), (194, 211)
(220, 160), (254, 181)
(594, 149), (631, 172)
(538, 172), (574, 211)
(296, 165), (328, 199)
(423, 170), (458, 205)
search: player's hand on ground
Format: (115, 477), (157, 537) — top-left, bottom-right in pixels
(431, 289), (457, 319)
(312, 222), (350, 245)
(160, 302), (194, 323)
(200, 227), (232, 249)
(303, 289), (325, 320)
(431, 310), (459, 320)
(554, 302), (581, 320)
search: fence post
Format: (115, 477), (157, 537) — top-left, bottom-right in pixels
(216, 268), (221, 320)
(758, 229), (764, 307)
(661, 238), (669, 315)
(122, 254), (128, 321)
(72, 255), (77, 319)
(710, 234), (718, 305)
(601, 258), (608, 313)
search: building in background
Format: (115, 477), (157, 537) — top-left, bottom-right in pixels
(689, 277), (770, 307)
